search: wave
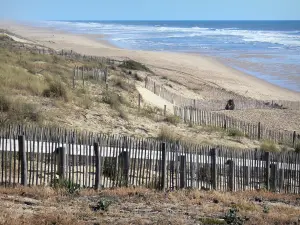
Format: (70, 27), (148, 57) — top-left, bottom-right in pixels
(41, 21), (300, 48)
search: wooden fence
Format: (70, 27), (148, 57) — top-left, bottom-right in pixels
(145, 77), (300, 111)
(72, 66), (108, 89)
(0, 39), (126, 66)
(1, 124), (300, 194)
(174, 106), (300, 147)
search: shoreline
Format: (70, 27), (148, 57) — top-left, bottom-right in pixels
(1, 20), (300, 101)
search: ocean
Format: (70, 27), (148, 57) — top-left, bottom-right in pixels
(38, 20), (300, 92)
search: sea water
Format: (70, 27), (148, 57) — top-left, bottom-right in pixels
(38, 20), (300, 92)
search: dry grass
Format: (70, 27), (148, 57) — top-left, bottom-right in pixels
(0, 186), (299, 224)
(0, 33), (275, 150)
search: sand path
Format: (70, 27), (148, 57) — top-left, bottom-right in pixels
(136, 86), (174, 114)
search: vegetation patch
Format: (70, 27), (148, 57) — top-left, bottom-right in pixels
(112, 77), (136, 92)
(0, 94), (11, 112)
(260, 140), (279, 152)
(119, 60), (151, 73)
(227, 128), (244, 137)
(164, 115), (181, 125)
(43, 80), (69, 102)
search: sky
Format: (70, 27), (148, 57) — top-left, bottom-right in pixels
(1, 0), (300, 21)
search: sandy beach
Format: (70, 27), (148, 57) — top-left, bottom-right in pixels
(1, 20), (300, 101)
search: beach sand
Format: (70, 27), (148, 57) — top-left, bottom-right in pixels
(1, 20), (300, 101)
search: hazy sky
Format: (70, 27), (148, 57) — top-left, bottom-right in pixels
(1, 0), (300, 21)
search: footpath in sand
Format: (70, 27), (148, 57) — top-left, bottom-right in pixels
(136, 85), (174, 114)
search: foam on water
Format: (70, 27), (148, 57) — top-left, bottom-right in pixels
(36, 20), (300, 92)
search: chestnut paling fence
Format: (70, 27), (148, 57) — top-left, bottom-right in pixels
(173, 106), (300, 147)
(1, 124), (300, 194)
(145, 76), (300, 111)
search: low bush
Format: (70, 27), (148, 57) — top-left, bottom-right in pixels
(119, 60), (151, 72)
(134, 72), (143, 81)
(228, 129), (244, 137)
(157, 126), (181, 142)
(43, 81), (69, 101)
(50, 176), (80, 194)
(295, 143), (300, 153)
(164, 115), (181, 125)
(260, 141), (279, 152)
(113, 77), (135, 92)
(8, 101), (43, 124)
(0, 94), (11, 112)
(102, 91), (125, 109)
(223, 207), (245, 225)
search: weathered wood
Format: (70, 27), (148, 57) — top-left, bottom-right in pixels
(94, 142), (102, 190)
(265, 152), (270, 190)
(227, 159), (235, 191)
(258, 122), (261, 140)
(270, 163), (278, 192)
(179, 155), (186, 189)
(211, 148), (217, 190)
(161, 142), (167, 191)
(57, 147), (66, 179)
(138, 94), (141, 111)
(18, 135), (27, 186)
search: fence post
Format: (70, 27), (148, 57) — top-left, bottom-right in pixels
(164, 105), (167, 116)
(94, 142), (102, 190)
(270, 163), (278, 192)
(227, 160), (235, 191)
(265, 152), (270, 190)
(211, 148), (217, 190)
(73, 66), (76, 89)
(258, 122), (261, 140)
(279, 167), (285, 191)
(293, 131), (296, 146)
(179, 155), (186, 189)
(18, 135), (27, 186)
(161, 142), (167, 191)
(119, 151), (130, 187)
(138, 94), (141, 111)
(82, 67), (84, 87)
(243, 165), (250, 189)
(57, 147), (66, 180)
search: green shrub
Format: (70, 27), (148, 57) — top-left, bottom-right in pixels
(228, 129), (244, 137)
(260, 141), (279, 152)
(102, 91), (126, 109)
(0, 94), (11, 112)
(0, 34), (14, 42)
(119, 60), (151, 72)
(295, 143), (300, 153)
(164, 115), (181, 125)
(43, 81), (69, 101)
(50, 177), (80, 194)
(8, 102), (43, 124)
(134, 72), (143, 81)
(118, 109), (129, 121)
(223, 207), (245, 225)
(113, 77), (135, 92)
(157, 126), (181, 142)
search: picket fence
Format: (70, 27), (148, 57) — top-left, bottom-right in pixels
(145, 77), (300, 111)
(0, 124), (300, 194)
(0, 39), (126, 66)
(174, 106), (300, 147)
